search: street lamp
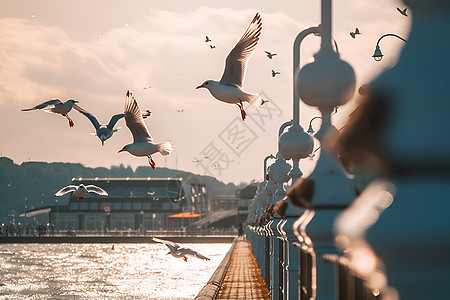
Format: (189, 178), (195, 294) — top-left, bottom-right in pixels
(307, 116), (322, 134)
(372, 33), (407, 61)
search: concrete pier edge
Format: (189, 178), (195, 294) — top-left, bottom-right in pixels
(195, 236), (238, 299)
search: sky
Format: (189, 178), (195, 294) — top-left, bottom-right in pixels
(0, 0), (411, 185)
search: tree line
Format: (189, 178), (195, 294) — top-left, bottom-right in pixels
(0, 157), (242, 222)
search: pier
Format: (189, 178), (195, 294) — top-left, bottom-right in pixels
(196, 237), (269, 300)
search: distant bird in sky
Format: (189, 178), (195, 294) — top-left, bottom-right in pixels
(210, 45), (216, 49)
(76, 107), (151, 146)
(349, 28), (361, 38)
(22, 99), (82, 127)
(397, 7), (408, 16)
(271, 70), (280, 77)
(177, 109), (184, 113)
(151, 237), (210, 262)
(196, 13), (262, 121)
(117, 90), (173, 170)
(261, 99), (269, 105)
(205, 36), (211, 42)
(55, 184), (108, 201)
(143, 86), (151, 90)
(265, 51), (277, 59)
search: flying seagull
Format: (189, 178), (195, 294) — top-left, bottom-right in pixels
(349, 28), (361, 38)
(261, 99), (269, 105)
(117, 90), (173, 170)
(151, 237), (210, 262)
(271, 70), (280, 77)
(196, 13), (262, 121)
(210, 45), (216, 49)
(22, 99), (82, 127)
(396, 7), (408, 16)
(55, 184), (108, 201)
(205, 36), (211, 42)
(76, 107), (151, 146)
(265, 51), (277, 59)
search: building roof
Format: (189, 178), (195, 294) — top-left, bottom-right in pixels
(72, 177), (183, 182)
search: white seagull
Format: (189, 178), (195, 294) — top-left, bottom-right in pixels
(54, 184), (108, 201)
(77, 107), (151, 146)
(196, 13), (262, 121)
(117, 90), (173, 170)
(151, 237), (210, 262)
(22, 99), (82, 127)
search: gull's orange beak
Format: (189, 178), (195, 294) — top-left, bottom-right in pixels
(117, 149), (123, 153)
(75, 101), (79, 103)
(195, 85), (203, 90)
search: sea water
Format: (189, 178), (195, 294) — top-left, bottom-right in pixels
(0, 243), (231, 299)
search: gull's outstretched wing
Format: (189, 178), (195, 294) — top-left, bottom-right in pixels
(107, 113), (125, 130)
(22, 99), (62, 111)
(55, 185), (78, 196)
(77, 108), (101, 130)
(124, 91), (153, 143)
(85, 185), (109, 196)
(151, 237), (180, 252)
(219, 13), (262, 88)
(179, 248), (210, 261)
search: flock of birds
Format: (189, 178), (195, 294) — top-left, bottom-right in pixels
(350, 7), (408, 39)
(20, 7), (411, 263)
(22, 90), (172, 169)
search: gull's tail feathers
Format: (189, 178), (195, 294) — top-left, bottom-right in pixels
(158, 141), (173, 156)
(245, 93), (262, 108)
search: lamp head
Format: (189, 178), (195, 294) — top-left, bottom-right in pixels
(372, 45), (383, 62)
(307, 124), (315, 134)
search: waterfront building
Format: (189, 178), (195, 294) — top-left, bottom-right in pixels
(24, 177), (186, 232)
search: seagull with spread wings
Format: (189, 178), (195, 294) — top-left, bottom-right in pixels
(117, 91), (172, 170)
(76, 107), (151, 146)
(55, 184), (108, 201)
(22, 99), (82, 127)
(350, 27), (361, 38)
(151, 237), (210, 262)
(397, 7), (408, 17)
(265, 51), (277, 59)
(196, 13), (262, 121)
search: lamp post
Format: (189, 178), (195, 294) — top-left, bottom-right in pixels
(372, 33), (407, 61)
(271, 25), (321, 300)
(290, 0), (356, 299)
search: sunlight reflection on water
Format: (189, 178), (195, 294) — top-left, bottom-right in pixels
(0, 243), (231, 299)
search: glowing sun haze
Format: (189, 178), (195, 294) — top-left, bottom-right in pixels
(0, 0), (410, 184)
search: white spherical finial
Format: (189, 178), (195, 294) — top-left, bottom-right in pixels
(295, 56), (356, 110)
(279, 125), (314, 161)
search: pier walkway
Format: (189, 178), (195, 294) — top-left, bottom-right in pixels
(215, 236), (269, 300)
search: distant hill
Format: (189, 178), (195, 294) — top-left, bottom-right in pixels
(0, 157), (243, 222)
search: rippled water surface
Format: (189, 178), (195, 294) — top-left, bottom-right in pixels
(0, 242), (231, 299)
